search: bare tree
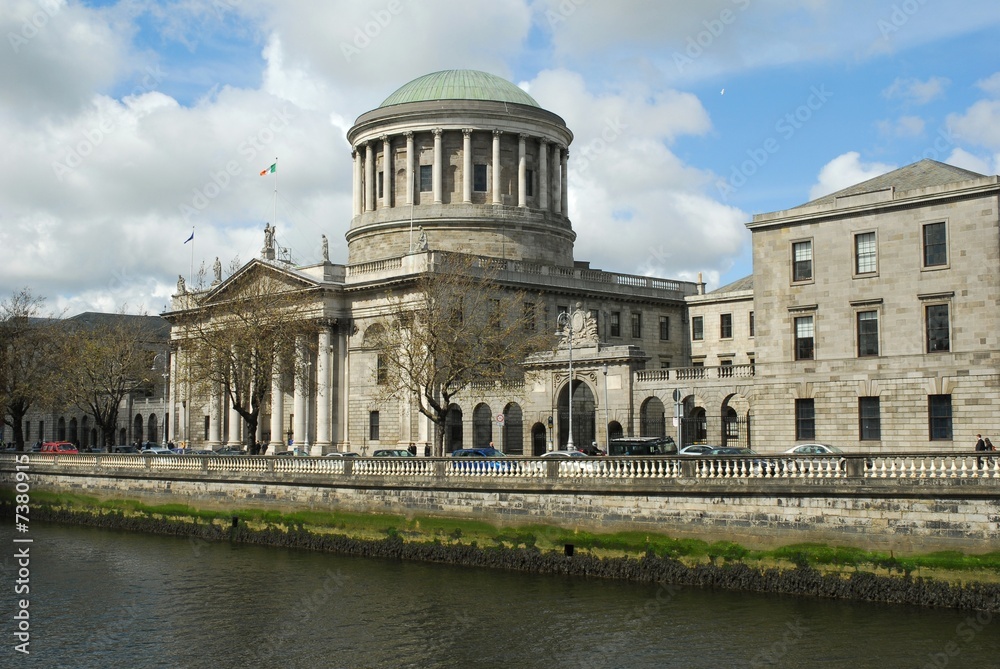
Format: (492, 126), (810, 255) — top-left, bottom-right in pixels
(0, 289), (65, 450)
(366, 253), (551, 456)
(62, 311), (166, 449)
(170, 260), (315, 454)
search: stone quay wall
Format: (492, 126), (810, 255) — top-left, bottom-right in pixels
(3, 453), (998, 554)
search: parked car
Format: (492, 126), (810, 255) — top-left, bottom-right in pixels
(784, 443), (843, 455)
(39, 441), (79, 454)
(607, 436), (677, 456)
(140, 446), (174, 455)
(186, 449), (216, 455)
(702, 447), (779, 475)
(325, 451), (360, 457)
(113, 445), (139, 454)
(450, 447), (512, 473)
(540, 449), (589, 458)
(275, 448), (309, 457)
(678, 444), (718, 455)
(372, 449), (415, 457)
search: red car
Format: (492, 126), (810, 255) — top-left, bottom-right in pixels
(39, 441), (79, 454)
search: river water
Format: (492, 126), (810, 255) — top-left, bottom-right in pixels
(1, 523), (997, 669)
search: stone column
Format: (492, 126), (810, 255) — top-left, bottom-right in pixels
(208, 383), (221, 447)
(560, 148), (569, 215)
(462, 128), (473, 203)
(314, 324), (333, 455)
(338, 325), (350, 448)
(293, 334), (309, 449)
(364, 142), (374, 212)
(167, 346), (177, 444)
(539, 139), (549, 211)
(227, 399), (241, 447)
(552, 145), (562, 215)
(405, 131), (414, 205)
(517, 133), (527, 208)
(432, 128), (443, 204)
(352, 149), (361, 216)
(381, 134), (392, 208)
(492, 130), (502, 205)
(269, 355), (284, 453)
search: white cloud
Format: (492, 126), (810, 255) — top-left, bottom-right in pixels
(948, 99), (1000, 149)
(808, 152), (896, 201)
(944, 148), (999, 176)
(882, 76), (949, 105)
(975, 72), (1000, 97)
(877, 114), (925, 137)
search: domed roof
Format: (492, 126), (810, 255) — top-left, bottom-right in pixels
(379, 70), (540, 108)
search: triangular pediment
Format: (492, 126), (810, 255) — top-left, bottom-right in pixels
(201, 258), (320, 307)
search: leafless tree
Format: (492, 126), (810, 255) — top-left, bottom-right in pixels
(0, 289), (65, 450)
(170, 260), (315, 454)
(366, 253), (551, 456)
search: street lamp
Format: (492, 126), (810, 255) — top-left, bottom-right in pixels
(151, 351), (169, 447)
(602, 364), (610, 452)
(556, 311), (574, 450)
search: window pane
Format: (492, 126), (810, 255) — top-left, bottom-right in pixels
(692, 316), (703, 341)
(923, 222), (947, 267)
(793, 241), (812, 281)
(795, 399), (815, 440)
(926, 304), (950, 352)
(526, 169), (534, 197)
(369, 411), (380, 441)
(795, 316), (814, 360)
(473, 164), (488, 192)
(419, 165), (432, 192)
(720, 313), (733, 339)
(749, 311), (755, 337)
(659, 316), (669, 341)
(857, 310), (879, 357)
(855, 232), (876, 273)
(859, 397), (880, 440)
(928, 395), (953, 440)
(610, 311), (621, 337)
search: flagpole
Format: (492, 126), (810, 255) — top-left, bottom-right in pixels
(189, 226), (194, 285)
(272, 157), (278, 245)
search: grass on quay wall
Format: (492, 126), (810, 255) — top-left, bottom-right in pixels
(9, 490), (1000, 581)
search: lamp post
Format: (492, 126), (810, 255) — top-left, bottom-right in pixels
(151, 351), (169, 447)
(556, 311), (574, 450)
(602, 364), (610, 452)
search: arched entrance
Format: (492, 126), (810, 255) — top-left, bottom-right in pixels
(472, 403), (492, 448)
(609, 421), (623, 440)
(148, 414), (159, 445)
(530, 423), (547, 456)
(503, 403), (524, 455)
(640, 396), (666, 437)
(556, 380), (595, 449)
(69, 417), (78, 444)
(444, 404), (463, 453)
(133, 414), (144, 443)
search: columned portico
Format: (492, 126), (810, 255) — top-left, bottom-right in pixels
(314, 323), (334, 455)
(293, 334), (310, 449)
(269, 356), (284, 453)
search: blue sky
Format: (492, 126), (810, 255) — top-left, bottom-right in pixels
(3, 0), (1000, 315)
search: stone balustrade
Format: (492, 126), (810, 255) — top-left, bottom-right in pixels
(6, 452), (998, 482)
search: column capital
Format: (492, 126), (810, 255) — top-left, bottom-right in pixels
(351, 149), (357, 159)
(518, 132), (530, 141)
(539, 138), (549, 147)
(462, 128), (474, 137)
(404, 130), (414, 139)
(379, 133), (390, 143)
(493, 128), (503, 138)
(432, 127), (443, 137)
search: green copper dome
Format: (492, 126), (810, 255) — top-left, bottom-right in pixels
(378, 70), (540, 108)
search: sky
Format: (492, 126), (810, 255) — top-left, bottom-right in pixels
(3, 0), (1000, 317)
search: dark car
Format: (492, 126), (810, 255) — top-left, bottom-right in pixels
(702, 447), (779, 475)
(113, 444), (139, 454)
(607, 436), (677, 456)
(450, 448), (512, 473)
(372, 449), (415, 457)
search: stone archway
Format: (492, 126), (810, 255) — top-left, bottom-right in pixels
(445, 404), (463, 452)
(503, 403), (524, 455)
(472, 403), (492, 448)
(640, 396), (666, 437)
(556, 379), (595, 449)
(530, 423), (547, 456)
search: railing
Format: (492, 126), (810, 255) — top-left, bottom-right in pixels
(5, 452), (999, 482)
(636, 364), (755, 384)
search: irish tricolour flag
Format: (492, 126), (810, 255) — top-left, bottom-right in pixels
(260, 163), (276, 176)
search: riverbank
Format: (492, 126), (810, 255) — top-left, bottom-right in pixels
(5, 491), (999, 613)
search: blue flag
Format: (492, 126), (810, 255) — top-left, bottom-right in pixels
(184, 230), (194, 244)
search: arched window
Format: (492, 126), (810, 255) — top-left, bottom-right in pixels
(472, 403), (493, 448)
(503, 403), (524, 455)
(445, 405), (463, 452)
(148, 414), (159, 445)
(640, 397), (666, 437)
(530, 423), (547, 456)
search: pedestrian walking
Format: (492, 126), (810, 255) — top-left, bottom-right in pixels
(975, 434), (987, 469)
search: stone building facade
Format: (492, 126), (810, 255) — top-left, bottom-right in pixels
(20, 71), (994, 456)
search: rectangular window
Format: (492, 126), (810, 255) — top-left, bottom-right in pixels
(659, 315), (670, 341)
(749, 311), (755, 337)
(526, 169), (535, 197)
(720, 313), (733, 339)
(855, 231), (877, 274)
(794, 315), (814, 360)
(376, 354), (386, 384)
(859, 397), (881, 441)
(369, 411), (380, 441)
(203, 416), (210, 441)
(419, 164), (432, 192)
(923, 222), (947, 267)
(610, 311), (621, 337)
(792, 240), (813, 282)
(795, 399), (815, 440)
(691, 316), (704, 341)
(523, 302), (535, 332)
(377, 171), (384, 199)
(926, 304), (950, 352)
(631, 312), (642, 339)
(473, 164), (488, 192)
(857, 310), (879, 357)
(928, 395), (953, 441)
